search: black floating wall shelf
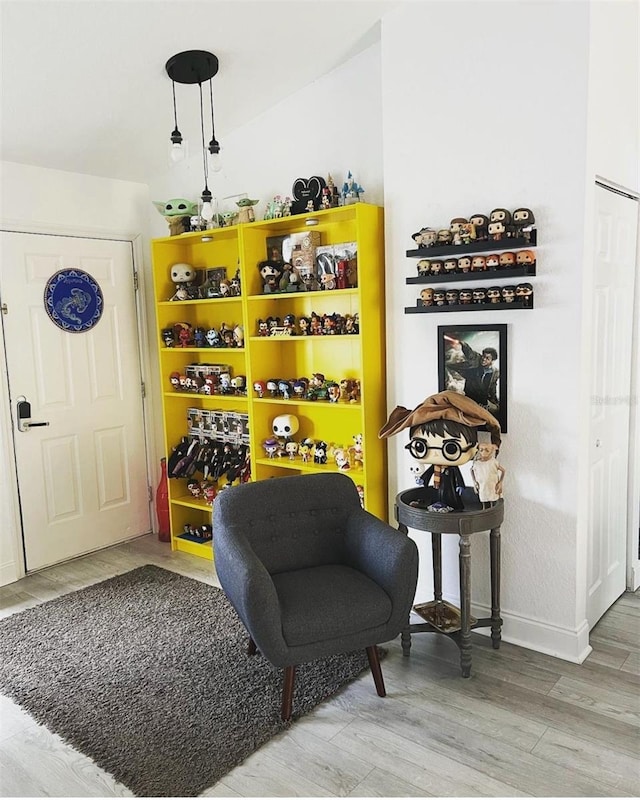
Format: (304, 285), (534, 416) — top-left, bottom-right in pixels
(406, 230), (537, 259)
(405, 300), (534, 314)
(406, 263), (536, 286)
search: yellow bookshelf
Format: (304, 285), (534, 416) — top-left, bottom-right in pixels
(152, 203), (387, 559)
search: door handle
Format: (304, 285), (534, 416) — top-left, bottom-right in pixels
(16, 396), (49, 432)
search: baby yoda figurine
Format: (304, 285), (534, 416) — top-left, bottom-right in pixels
(153, 198), (199, 236)
(235, 198), (259, 224)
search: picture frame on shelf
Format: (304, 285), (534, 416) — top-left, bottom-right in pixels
(438, 323), (508, 433)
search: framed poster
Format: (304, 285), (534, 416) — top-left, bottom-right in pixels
(438, 323), (508, 433)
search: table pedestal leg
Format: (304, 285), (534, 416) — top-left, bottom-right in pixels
(490, 526), (502, 649)
(432, 532), (442, 603)
(459, 533), (472, 677)
(398, 522), (412, 656)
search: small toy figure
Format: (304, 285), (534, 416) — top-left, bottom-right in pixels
(516, 249), (536, 267)
(409, 462), (428, 485)
(412, 227), (437, 248)
(459, 223), (477, 245)
(230, 270), (242, 296)
(314, 440), (328, 464)
(162, 328), (175, 347)
(469, 214), (489, 241)
(298, 316), (311, 335)
(417, 259), (431, 276)
(501, 286), (516, 303)
(488, 208), (512, 240)
(379, 390), (501, 512)
(169, 372), (180, 391)
(449, 217), (468, 245)
(236, 198), (259, 224)
(253, 379), (266, 398)
(420, 287), (434, 307)
(169, 263), (197, 301)
(445, 289), (459, 306)
(333, 446), (350, 470)
(485, 254), (500, 271)
(459, 289), (473, 305)
(341, 171), (364, 204)
(356, 485), (365, 507)
(470, 440), (505, 508)
(175, 323), (193, 347)
(433, 290), (446, 306)
(277, 379), (293, 399)
(266, 379), (279, 397)
(436, 229), (452, 247)
(511, 208), (535, 241)
(349, 433), (364, 469)
(262, 438), (279, 459)
(499, 252), (516, 269)
(285, 440), (298, 460)
(429, 260), (444, 275)
(193, 327), (206, 348)
(443, 258), (458, 276)
(202, 484), (217, 505)
(516, 282), (534, 307)
(299, 438), (314, 462)
(258, 260), (284, 293)
(206, 328), (221, 347)
(486, 287), (502, 304)
(283, 313), (297, 335)
(471, 256), (486, 272)
(457, 256), (472, 274)
(153, 199), (199, 236)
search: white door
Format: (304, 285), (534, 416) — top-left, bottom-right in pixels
(587, 184), (639, 627)
(0, 232), (151, 571)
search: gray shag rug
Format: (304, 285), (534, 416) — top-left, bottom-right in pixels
(0, 565), (382, 797)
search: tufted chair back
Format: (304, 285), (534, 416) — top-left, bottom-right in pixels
(214, 472), (360, 574)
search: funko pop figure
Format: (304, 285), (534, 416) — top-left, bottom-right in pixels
(471, 441), (505, 508)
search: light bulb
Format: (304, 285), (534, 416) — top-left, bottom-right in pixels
(201, 201), (214, 222)
(208, 149), (222, 173)
(169, 142), (186, 163)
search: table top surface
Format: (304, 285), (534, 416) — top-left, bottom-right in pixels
(395, 487), (504, 533)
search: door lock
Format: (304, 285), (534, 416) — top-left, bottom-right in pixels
(16, 396), (49, 432)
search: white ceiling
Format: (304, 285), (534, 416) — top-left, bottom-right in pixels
(1, 0), (396, 184)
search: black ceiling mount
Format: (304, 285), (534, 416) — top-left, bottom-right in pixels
(165, 50), (219, 84)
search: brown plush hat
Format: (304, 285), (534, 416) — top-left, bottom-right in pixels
(379, 390), (501, 447)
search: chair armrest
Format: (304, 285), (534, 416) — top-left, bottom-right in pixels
(213, 526), (289, 663)
(344, 510), (418, 628)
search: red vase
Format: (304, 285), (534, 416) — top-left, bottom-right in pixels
(155, 457), (171, 542)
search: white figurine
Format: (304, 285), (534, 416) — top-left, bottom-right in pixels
(470, 441), (505, 508)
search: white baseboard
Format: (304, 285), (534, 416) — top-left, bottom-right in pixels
(0, 559), (20, 587)
(472, 601), (592, 663)
(630, 559), (640, 591)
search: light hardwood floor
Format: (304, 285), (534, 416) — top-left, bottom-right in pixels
(0, 534), (638, 797)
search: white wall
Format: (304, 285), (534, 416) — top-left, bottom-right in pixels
(0, 162), (153, 584)
(381, 1), (593, 661)
(147, 43), (383, 238)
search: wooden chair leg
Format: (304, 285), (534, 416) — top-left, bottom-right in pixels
(247, 636), (257, 656)
(366, 645), (386, 697)
(281, 665), (296, 721)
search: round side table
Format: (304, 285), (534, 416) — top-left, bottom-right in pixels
(395, 487), (504, 677)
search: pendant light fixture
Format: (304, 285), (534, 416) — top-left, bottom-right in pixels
(165, 50), (222, 218)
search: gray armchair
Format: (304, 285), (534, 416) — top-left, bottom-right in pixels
(213, 472), (419, 720)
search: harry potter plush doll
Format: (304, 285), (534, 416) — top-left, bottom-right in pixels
(379, 390), (501, 512)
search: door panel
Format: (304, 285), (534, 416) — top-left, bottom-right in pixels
(587, 186), (638, 626)
(0, 232), (151, 571)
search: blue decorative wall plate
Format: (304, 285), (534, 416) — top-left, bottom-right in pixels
(44, 269), (104, 332)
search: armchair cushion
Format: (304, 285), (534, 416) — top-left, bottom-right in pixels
(272, 564), (393, 647)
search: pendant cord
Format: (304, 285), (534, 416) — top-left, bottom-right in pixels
(209, 79), (217, 145)
(172, 81), (179, 130)
(199, 82), (209, 192)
